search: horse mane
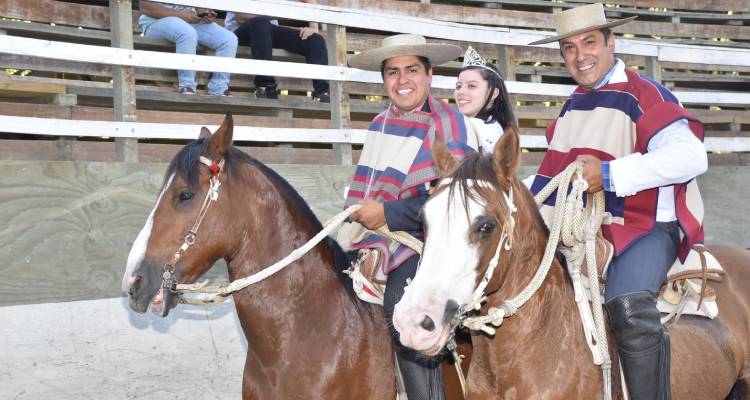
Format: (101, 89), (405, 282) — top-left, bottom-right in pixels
(164, 139), (371, 315)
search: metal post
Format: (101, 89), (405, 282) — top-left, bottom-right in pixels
(109, 0), (138, 162)
(326, 24), (352, 165)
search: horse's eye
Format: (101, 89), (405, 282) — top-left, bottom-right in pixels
(179, 191), (194, 202)
(473, 218), (496, 239)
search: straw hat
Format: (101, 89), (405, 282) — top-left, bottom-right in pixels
(528, 3), (636, 45)
(349, 34), (462, 71)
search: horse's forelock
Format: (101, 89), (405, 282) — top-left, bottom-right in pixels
(443, 154), (506, 221)
(163, 138), (209, 190)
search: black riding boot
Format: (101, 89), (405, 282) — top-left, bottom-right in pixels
(395, 345), (445, 400)
(606, 291), (671, 400)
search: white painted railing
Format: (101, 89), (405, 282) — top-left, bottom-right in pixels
(2, 35), (749, 105)
(1, 115), (747, 152)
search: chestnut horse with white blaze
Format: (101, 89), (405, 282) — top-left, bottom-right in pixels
(393, 127), (750, 399)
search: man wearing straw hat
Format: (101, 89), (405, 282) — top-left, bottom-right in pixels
(528, 3), (707, 399)
(338, 34), (477, 399)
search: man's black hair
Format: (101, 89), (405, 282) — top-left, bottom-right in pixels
(380, 56), (432, 78)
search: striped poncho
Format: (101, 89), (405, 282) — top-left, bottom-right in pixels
(342, 96), (478, 272)
(530, 67), (705, 261)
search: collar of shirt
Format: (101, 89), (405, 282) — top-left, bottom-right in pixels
(592, 58), (626, 90)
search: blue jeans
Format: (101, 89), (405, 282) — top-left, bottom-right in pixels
(604, 221), (681, 301)
(142, 17), (238, 95)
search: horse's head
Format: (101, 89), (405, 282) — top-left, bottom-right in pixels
(122, 114), (237, 317)
(393, 128), (530, 355)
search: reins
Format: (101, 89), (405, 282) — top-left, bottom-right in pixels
(161, 156), (610, 400)
(162, 158), (422, 304)
(456, 161), (612, 400)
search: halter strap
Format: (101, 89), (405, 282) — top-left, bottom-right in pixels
(161, 156), (225, 292)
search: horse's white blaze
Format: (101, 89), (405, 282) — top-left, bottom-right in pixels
(393, 185), (486, 352)
(121, 174), (174, 293)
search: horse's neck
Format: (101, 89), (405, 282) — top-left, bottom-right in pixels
(224, 175), (371, 345)
(469, 196), (603, 395)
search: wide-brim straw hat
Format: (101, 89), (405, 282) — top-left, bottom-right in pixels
(528, 3), (637, 45)
(349, 34), (462, 71)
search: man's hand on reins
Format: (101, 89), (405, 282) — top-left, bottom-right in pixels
(577, 154), (603, 193)
(351, 199), (387, 230)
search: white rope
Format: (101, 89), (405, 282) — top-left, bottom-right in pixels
(463, 162), (581, 333)
(461, 161), (612, 400)
(176, 204), (424, 302)
(176, 205), (362, 300)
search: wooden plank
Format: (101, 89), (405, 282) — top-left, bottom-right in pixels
(328, 23), (353, 165)
(462, 0), (750, 22)
(4, 35), (748, 92)
(566, 0), (750, 13)
(174, 0), (511, 44)
(0, 79), (66, 98)
(1, 115), (747, 152)
(318, 0), (750, 40)
(7, 36), (747, 104)
(0, 115), (370, 143)
(0, 0), (111, 29)
(109, 0), (138, 162)
(0, 139), (362, 164)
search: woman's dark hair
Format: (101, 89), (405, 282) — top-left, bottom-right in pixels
(459, 65), (517, 130)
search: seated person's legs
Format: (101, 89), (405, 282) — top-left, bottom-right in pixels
(384, 256), (445, 400)
(605, 221), (680, 400)
(143, 16), (199, 92)
(234, 16), (278, 98)
(193, 22), (238, 96)
(269, 26), (330, 101)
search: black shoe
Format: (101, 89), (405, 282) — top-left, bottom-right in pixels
(255, 84), (279, 100)
(606, 291), (671, 400)
(313, 91), (330, 103)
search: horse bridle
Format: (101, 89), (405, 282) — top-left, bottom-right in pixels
(161, 156), (225, 293)
(436, 179), (518, 341)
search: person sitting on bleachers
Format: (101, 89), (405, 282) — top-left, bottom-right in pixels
(224, 0), (330, 103)
(138, 1), (238, 96)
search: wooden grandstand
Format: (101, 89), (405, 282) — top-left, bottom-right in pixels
(0, 0), (748, 165)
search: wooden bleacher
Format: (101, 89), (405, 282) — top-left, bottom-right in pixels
(0, 0), (748, 165)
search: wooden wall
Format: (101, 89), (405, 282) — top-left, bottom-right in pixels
(0, 160), (747, 308)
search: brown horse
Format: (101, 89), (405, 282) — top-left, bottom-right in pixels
(392, 128), (750, 399)
(120, 114), (400, 399)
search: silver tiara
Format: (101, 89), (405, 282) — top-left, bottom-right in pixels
(462, 47), (502, 78)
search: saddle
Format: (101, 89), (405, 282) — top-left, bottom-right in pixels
(575, 234), (725, 323)
(657, 245), (725, 323)
(345, 248), (387, 305)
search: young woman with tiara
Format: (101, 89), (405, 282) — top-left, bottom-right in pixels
(455, 47), (518, 155)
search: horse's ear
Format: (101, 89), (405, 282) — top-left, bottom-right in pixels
(492, 127), (520, 185)
(207, 113), (234, 160)
(433, 137), (458, 175)
(198, 127), (212, 140)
